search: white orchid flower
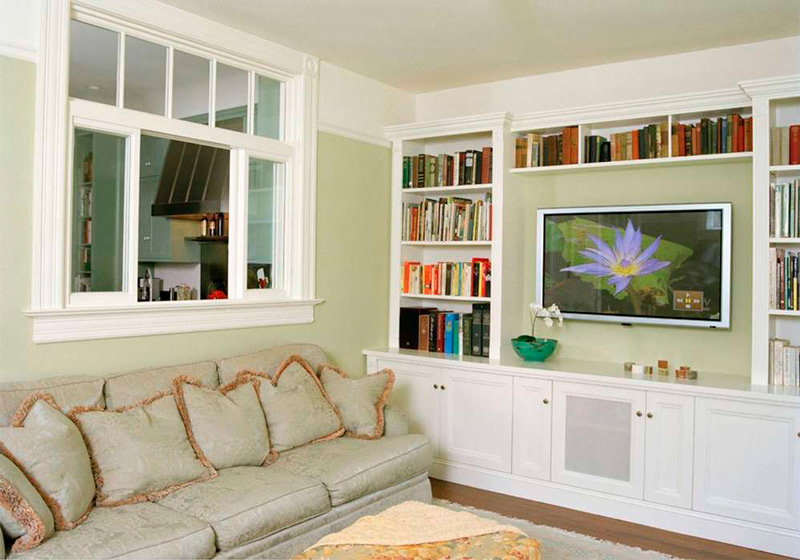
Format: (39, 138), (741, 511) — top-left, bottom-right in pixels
(529, 301), (565, 338)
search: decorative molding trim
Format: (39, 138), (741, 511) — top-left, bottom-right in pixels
(27, 299), (323, 343)
(739, 74), (800, 100)
(512, 88), (752, 131)
(385, 112), (511, 140)
(0, 39), (38, 63)
(318, 121), (391, 148)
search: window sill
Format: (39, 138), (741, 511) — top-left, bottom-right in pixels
(25, 298), (323, 343)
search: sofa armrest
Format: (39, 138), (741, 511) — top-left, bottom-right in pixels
(383, 405), (409, 437)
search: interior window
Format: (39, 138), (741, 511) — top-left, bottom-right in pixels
(215, 63), (248, 132)
(254, 74), (282, 140)
(173, 50), (211, 124)
(69, 20), (119, 106)
(247, 157), (283, 290)
(124, 36), (167, 115)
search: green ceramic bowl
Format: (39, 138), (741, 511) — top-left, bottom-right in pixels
(511, 335), (558, 361)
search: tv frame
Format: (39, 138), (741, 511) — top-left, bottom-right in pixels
(535, 203), (732, 329)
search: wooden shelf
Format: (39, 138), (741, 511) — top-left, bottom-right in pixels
(400, 293), (490, 303)
(511, 152), (752, 174)
(401, 184), (492, 196)
(185, 236), (228, 244)
(401, 241), (491, 247)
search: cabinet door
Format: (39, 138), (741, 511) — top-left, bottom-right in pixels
(644, 392), (694, 509)
(138, 176), (171, 261)
(552, 381), (646, 499)
(694, 398), (800, 530)
(513, 377), (552, 480)
(439, 368), (513, 471)
(378, 359), (441, 456)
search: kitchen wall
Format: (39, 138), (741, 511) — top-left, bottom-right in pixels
(0, 55), (392, 379)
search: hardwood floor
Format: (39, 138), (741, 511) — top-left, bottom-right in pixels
(431, 478), (790, 560)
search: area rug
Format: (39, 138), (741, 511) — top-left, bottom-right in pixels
(434, 499), (683, 560)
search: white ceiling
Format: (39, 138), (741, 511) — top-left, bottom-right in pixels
(157, 0), (800, 93)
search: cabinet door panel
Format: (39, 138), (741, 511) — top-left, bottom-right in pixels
(552, 382), (646, 499)
(644, 392), (694, 509)
(694, 398), (800, 529)
(440, 368), (513, 472)
(513, 377), (552, 480)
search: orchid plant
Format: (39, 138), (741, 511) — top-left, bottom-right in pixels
(529, 303), (563, 340)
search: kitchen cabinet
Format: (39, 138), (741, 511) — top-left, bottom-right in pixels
(644, 392), (694, 509)
(138, 176), (173, 262)
(512, 377), (552, 481)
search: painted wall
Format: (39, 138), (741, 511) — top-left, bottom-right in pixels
(0, 55), (391, 381)
(519, 162), (752, 377)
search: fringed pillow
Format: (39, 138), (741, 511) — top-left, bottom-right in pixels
(171, 375), (277, 470)
(69, 391), (216, 507)
(0, 453), (54, 552)
(317, 364), (395, 439)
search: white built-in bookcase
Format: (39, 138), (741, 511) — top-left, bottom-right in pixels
(385, 78), (800, 385)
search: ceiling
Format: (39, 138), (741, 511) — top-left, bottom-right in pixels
(157, 0), (800, 93)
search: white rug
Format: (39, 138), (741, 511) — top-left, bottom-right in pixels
(434, 499), (684, 560)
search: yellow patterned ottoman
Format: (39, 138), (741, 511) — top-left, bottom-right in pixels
(297, 501), (540, 559)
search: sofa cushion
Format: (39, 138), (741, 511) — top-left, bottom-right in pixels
(243, 357), (344, 452)
(0, 454), (54, 552)
(8, 502), (215, 559)
(0, 376), (104, 427)
(0, 394), (94, 530)
(158, 466), (330, 551)
(172, 376), (275, 470)
(271, 434), (433, 506)
(216, 344), (328, 385)
(70, 393), (216, 507)
(103, 361), (218, 410)
(317, 364), (395, 439)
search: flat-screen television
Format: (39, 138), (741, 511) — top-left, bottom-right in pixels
(536, 203), (731, 328)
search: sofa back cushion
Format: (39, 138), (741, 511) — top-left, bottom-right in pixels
(0, 376), (104, 427)
(242, 356), (344, 452)
(0, 452), (55, 552)
(0, 394), (95, 530)
(172, 376), (275, 470)
(70, 393), (217, 507)
(103, 361), (218, 410)
(217, 344), (328, 386)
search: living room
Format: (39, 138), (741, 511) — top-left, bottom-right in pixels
(0, 1), (799, 558)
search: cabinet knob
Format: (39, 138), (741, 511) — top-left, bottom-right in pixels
(647, 412), (654, 419)
(441, 385), (446, 390)
(543, 398), (549, 405)
(143, 236), (151, 241)
(433, 384), (439, 390)
(636, 411), (643, 417)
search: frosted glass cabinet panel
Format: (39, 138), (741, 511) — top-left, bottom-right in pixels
(552, 382), (646, 499)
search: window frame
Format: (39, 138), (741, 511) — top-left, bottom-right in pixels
(28, 0), (321, 343)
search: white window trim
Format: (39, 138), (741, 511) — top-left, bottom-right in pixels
(27, 0), (321, 343)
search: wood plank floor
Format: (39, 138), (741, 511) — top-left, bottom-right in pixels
(431, 478), (790, 560)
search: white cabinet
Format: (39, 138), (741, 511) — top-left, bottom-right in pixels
(552, 381), (646, 499)
(512, 377), (552, 480)
(644, 392), (694, 509)
(380, 359), (441, 455)
(694, 398), (800, 530)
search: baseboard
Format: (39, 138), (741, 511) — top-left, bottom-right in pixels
(431, 460), (800, 558)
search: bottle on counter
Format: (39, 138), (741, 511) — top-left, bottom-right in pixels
(201, 216), (208, 237)
(208, 216), (216, 237)
(216, 213), (224, 237)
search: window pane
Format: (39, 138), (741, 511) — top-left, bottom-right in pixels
(173, 50), (210, 124)
(72, 128), (127, 293)
(69, 20), (118, 105)
(215, 63), (248, 132)
(124, 36), (167, 115)
(254, 74), (282, 140)
(247, 158), (283, 290)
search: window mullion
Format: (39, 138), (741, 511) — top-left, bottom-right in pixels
(227, 149), (247, 300)
(209, 59), (217, 127)
(165, 46), (174, 119)
(247, 71), (255, 135)
(117, 31), (126, 108)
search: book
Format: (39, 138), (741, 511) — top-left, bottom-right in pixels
(444, 313), (456, 354)
(399, 307), (436, 349)
(480, 303), (490, 357)
(418, 314), (430, 352)
(791, 125), (800, 165)
(462, 314), (472, 359)
(471, 305), (483, 356)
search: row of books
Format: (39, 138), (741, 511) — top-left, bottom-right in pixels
(769, 338), (800, 386)
(400, 304), (490, 357)
(608, 123), (669, 162)
(671, 114), (752, 157)
(769, 247), (800, 310)
(401, 195), (492, 242)
(403, 148), (493, 188)
(81, 218), (92, 245)
(514, 127), (579, 168)
(401, 259), (491, 298)
(771, 126), (800, 166)
(769, 179), (800, 238)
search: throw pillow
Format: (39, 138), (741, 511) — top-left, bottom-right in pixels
(0, 453), (54, 552)
(317, 364), (395, 439)
(69, 391), (216, 507)
(172, 375), (277, 470)
(239, 355), (344, 452)
(0, 393), (94, 530)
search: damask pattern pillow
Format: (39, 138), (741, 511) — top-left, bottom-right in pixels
(239, 355), (344, 452)
(0, 453), (54, 552)
(69, 391), (216, 507)
(172, 375), (276, 470)
(0, 393), (94, 530)
(317, 364), (395, 439)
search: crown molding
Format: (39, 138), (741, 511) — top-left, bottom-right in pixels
(385, 112), (511, 140)
(0, 39), (38, 63)
(739, 75), (800, 100)
(319, 121), (391, 148)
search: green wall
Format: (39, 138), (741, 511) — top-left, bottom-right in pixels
(0, 56), (391, 380)
(522, 162), (753, 377)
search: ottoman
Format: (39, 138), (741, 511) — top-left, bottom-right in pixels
(297, 501), (540, 559)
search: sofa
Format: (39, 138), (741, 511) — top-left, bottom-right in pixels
(0, 344), (434, 559)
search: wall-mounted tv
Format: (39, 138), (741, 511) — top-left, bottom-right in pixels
(536, 203), (731, 328)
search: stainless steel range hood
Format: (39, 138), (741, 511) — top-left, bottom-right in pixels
(152, 140), (230, 219)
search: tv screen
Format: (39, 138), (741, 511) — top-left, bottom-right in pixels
(537, 203), (731, 328)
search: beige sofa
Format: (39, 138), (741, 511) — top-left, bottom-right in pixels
(0, 344), (433, 559)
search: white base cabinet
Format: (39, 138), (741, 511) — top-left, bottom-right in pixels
(512, 377), (552, 481)
(644, 392), (694, 509)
